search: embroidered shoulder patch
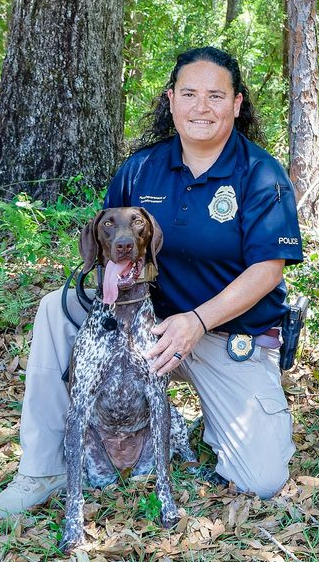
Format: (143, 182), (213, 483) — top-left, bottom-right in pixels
(208, 185), (238, 223)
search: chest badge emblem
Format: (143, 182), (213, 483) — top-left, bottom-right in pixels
(208, 185), (238, 223)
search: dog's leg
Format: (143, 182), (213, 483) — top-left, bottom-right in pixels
(145, 373), (179, 528)
(169, 405), (197, 465)
(59, 364), (104, 552)
(59, 403), (87, 552)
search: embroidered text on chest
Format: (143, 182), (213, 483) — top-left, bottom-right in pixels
(139, 195), (167, 204)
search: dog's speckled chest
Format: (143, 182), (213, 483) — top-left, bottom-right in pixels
(71, 297), (157, 432)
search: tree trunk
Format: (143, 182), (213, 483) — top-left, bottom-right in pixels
(287, 0), (319, 222)
(0, 0), (124, 202)
(225, 0), (242, 27)
(282, 0), (289, 108)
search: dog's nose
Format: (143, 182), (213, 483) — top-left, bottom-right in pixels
(115, 238), (134, 254)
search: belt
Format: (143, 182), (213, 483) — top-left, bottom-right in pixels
(256, 328), (281, 349)
(263, 328), (281, 337)
(211, 327), (281, 350)
(212, 327), (280, 337)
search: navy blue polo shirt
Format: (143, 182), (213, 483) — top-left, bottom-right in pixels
(103, 128), (303, 335)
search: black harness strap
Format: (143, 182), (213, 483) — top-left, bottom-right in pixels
(61, 262), (85, 330)
(61, 264), (83, 384)
(76, 270), (94, 311)
(61, 263), (100, 383)
(61, 262), (99, 327)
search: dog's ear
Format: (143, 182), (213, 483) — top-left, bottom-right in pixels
(79, 210), (105, 273)
(139, 208), (163, 270)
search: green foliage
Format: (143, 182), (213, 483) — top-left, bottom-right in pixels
(138, 491), (162, 521)
(0, 0), (11, 71)
(0, 270), (38, 329)
(222, 0), (287, 157)
(0, 196), (52, 263)
(285, 232), (319, 342)
(0, 190), (102, 261)
(0, 189), (105, 328)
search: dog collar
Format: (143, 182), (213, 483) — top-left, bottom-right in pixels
(95, 292), (151, 306)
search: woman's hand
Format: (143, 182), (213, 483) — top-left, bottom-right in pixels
(144, 311), (205, 375)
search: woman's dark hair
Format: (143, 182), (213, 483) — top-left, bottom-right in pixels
(135, 46), (265, 150)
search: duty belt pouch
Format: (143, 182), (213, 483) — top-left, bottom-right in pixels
(280, 296), (309, 370)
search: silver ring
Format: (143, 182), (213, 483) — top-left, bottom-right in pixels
(173, 352), (182, 361)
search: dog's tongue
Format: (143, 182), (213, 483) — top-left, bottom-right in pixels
(103, 259), (131, 305)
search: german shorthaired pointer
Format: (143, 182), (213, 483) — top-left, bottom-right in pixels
(60, 207), (197, 552)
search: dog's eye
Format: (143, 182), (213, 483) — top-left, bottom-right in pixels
(104, 220), (113, 227)
(134, 219), (144, 226)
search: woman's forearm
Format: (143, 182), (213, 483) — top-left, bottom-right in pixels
(195, 259), (285, 332)
(147, 260), (286, 375)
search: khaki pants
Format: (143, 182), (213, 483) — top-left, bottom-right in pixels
(19, 289), (295, 499)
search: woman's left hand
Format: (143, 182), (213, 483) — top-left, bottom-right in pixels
(144, 311), (206, 375)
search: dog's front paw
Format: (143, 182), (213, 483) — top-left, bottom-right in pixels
(161, 505), (179, 528)
(59, 531), (86, 554)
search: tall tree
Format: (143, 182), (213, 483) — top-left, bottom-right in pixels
(287, 0), (319, 221)
(225, 0), (242, 28)
(0, 0), (124, 202)
(282, 0), (289, 108)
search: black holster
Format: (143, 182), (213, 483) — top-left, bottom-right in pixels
(280, 296), (309, 370)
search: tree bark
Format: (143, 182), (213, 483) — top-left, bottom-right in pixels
(225, 0), (242, 27)
(282, 0), (289, 107)
(0, 0), (124, 202)
(287, 0), (319, 222)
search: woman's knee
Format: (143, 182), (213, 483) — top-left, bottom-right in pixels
(39, 288), (88, 327)
(213, 424), (295, 500)
(242, 463), (289, 499)
(217, 449), (291, 499)
(39, 288), (64, 311)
